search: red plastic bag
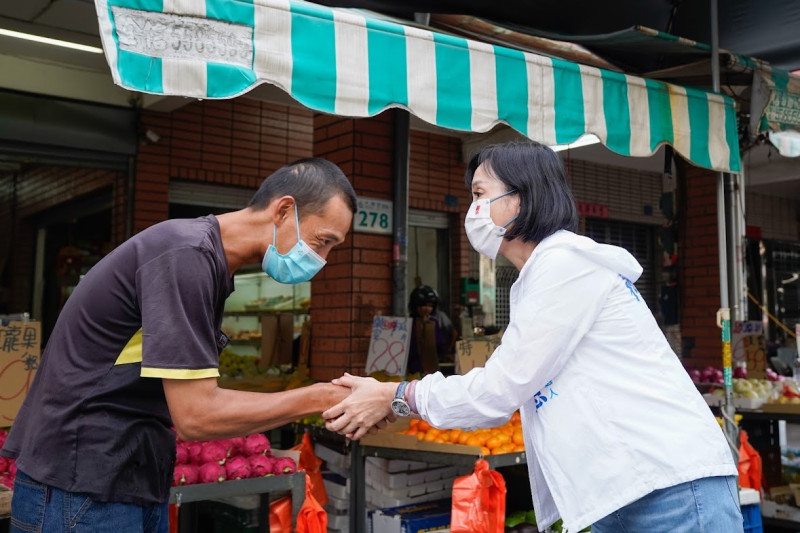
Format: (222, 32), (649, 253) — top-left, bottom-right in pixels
(451, 458), (507, 533)
(296, 474), (328, 533)
(291, 432), (328, 507)
(738, 430), (763, 490)
(269, 496), (292, 533)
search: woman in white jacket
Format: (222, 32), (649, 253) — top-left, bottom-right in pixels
(324, 141), (743, 533)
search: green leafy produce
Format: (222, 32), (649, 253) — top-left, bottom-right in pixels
(505, 510), (527, 528)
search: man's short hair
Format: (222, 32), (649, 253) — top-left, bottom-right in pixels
(465, 141), (578, 244)
(249, 158), (357, 215)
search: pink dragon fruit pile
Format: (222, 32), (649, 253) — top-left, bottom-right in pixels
(172, 432), (297, 486)
(0, 429), (16, 489)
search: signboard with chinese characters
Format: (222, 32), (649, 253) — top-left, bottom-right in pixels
(0, 321), (41, 426)
(354, 197), (392, 235)
(732, 321), (767, 379)
(455, 334), (502, 375)
(365, 316), (411, 376)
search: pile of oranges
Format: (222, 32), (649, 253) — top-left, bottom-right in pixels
(399, 411), (525, 456)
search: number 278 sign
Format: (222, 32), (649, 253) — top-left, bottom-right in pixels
(355, 196), (392, 235)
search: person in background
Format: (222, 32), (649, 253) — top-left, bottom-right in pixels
(323, 141), (743, 533)
(1, 158), (373, 533)
(406, 285), (456, 375)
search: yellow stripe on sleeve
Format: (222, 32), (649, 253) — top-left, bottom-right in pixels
(115, 329), (143, 365)
(141, 367), (220, 379)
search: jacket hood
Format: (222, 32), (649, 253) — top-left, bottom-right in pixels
(533, 230), (643, 282)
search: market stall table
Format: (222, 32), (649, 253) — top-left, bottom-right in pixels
(169, 472), (305, 533)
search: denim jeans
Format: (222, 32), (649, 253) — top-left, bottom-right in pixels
(11, 470), (169, 533)
(592, 475), (744, 533)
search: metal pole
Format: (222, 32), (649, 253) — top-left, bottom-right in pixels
(392, 110), (410, 317)
(711, 0), (739, 464)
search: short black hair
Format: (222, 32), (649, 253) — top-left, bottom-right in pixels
(465, 141), (578, 244)
(248, 158), (357, 216)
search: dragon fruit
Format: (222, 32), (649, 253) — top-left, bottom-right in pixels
(185, 441), (204, 464)
(248, 454), (276, 477)
(273, 456), (297, 475)
(173, 464), (199, 486)
(199, 462), (226, 484)
(215, 439), (234, 458)
(225, 456), (252, 480)
(244, 433), (270, 456)
(175, 443), (190, 465)
(200, 441), (228, 465)
(228, 437), (246, 457)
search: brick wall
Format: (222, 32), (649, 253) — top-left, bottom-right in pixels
(678, 162), (722, 367)
(135, 98), (314, 233)
(311, 112), (394, 381)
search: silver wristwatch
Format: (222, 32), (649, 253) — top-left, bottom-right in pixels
(390, 381), (411, 417)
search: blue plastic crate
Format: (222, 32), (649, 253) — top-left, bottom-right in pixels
(742, 503), (763, 533)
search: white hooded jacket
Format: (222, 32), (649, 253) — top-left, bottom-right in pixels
(414, 230), (736, 532)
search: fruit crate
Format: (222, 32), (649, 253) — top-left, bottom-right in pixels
(742, 503), (763, 533)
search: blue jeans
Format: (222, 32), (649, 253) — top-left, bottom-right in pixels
(11, 470), (169, 533)
(593, 475), (744, 533)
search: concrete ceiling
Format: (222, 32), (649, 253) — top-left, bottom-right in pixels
(0, 0), (798, 201)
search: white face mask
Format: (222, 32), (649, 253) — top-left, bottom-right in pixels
(464, 189), (518, 259)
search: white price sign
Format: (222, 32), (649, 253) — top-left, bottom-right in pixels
(355, 196), (392, 235)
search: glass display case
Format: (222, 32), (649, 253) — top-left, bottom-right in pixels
(222, 270), (310, 359)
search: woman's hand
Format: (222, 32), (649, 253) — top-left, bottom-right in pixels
(322, 373), (398, 440)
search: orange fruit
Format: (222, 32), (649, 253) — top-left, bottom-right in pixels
(417, 420), (431, 432)
(485, 437), (502, 450)
(409, 419), (420, 429)
(480, 446), (491, 456)
(496, 432), (511, 445)
(510, 411), (521, 424)
(465, 435), (482, 447)
(458, 432), (471, 445)
(434, 437), (447, 444)
(416, 432), (426, 441)
(423, 432), (438, 442)
(449, 429), (462, 443)
(513, 444), (525, 453)
(512, 430), (524, 445)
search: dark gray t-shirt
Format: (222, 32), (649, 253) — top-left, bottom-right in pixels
(1, 215), (233, 505)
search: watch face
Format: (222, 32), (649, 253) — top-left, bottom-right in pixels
(391, 399), (411, 417)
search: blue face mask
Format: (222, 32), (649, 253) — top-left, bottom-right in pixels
(262, 204), (326, 284)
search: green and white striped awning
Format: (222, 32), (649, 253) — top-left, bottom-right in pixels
(95, 0), (741, 173)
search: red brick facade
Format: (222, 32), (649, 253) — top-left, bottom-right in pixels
(678, 161), (723, 368)
(133, 99), (314, 233)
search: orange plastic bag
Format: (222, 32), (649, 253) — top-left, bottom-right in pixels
(451, 458), (507, 533)
(296, 474), (327, 533)
(738, 430), (763, 490)
(291, 432), (328, 507)
(269, 496), (292, 533)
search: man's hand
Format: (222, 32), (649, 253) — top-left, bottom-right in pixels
(322, 373), (398, 440)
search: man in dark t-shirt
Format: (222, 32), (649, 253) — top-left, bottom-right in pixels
(1, 159), (363, 532)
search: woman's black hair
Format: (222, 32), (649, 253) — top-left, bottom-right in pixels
(465, 141), (578, 243)
(248, 158), (357, 215)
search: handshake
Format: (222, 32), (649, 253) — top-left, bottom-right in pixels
(321, 373), (405, 440)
